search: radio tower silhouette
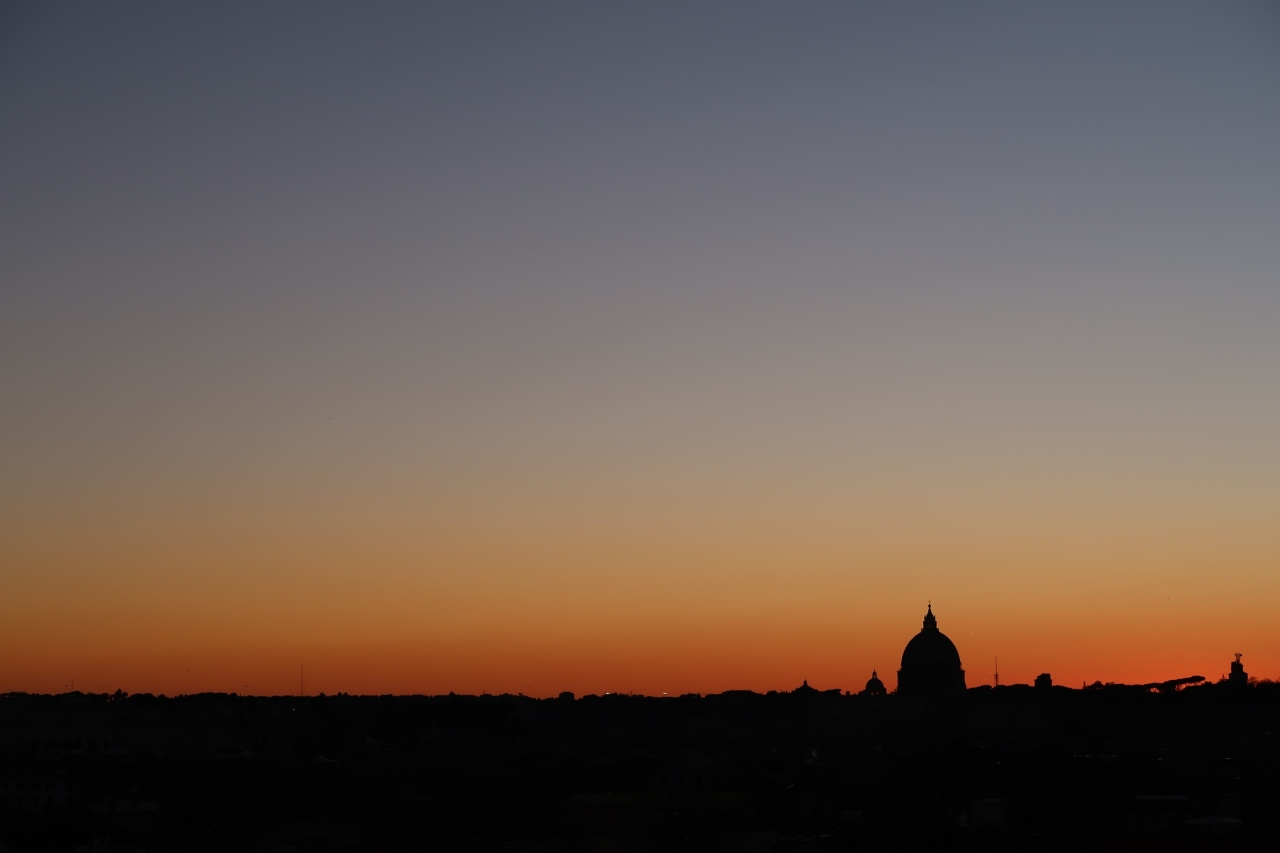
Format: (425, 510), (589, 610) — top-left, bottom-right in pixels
(994, 657), (999, 687)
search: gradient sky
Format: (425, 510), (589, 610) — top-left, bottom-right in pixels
(2, 1), (1278, 697)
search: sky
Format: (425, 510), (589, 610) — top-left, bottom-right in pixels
(2, 1), (1278, 697)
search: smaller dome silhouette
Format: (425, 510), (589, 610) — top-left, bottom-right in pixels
(863, 670), (886, 696)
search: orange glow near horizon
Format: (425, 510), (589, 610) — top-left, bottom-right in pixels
(3, 483), (1275, 696)
(1, 609), (1272, 699)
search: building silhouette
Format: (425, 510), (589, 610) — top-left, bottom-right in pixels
(1230, 653), (1248, 689)
(863, 670), (886, 696)
(897, 604), (966, 698)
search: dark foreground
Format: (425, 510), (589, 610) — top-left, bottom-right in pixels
(2, 682), (1278, 852)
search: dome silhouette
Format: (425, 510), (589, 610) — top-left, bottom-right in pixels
(897, 605), (966, 698)
(863, 670), (886, 696)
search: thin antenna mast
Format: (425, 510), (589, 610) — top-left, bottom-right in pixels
(994, 657), (999, 687)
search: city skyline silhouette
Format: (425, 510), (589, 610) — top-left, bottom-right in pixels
(8, 602), (1259, 700)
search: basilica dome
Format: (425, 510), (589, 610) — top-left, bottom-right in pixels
(897, 605), (966, 698)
